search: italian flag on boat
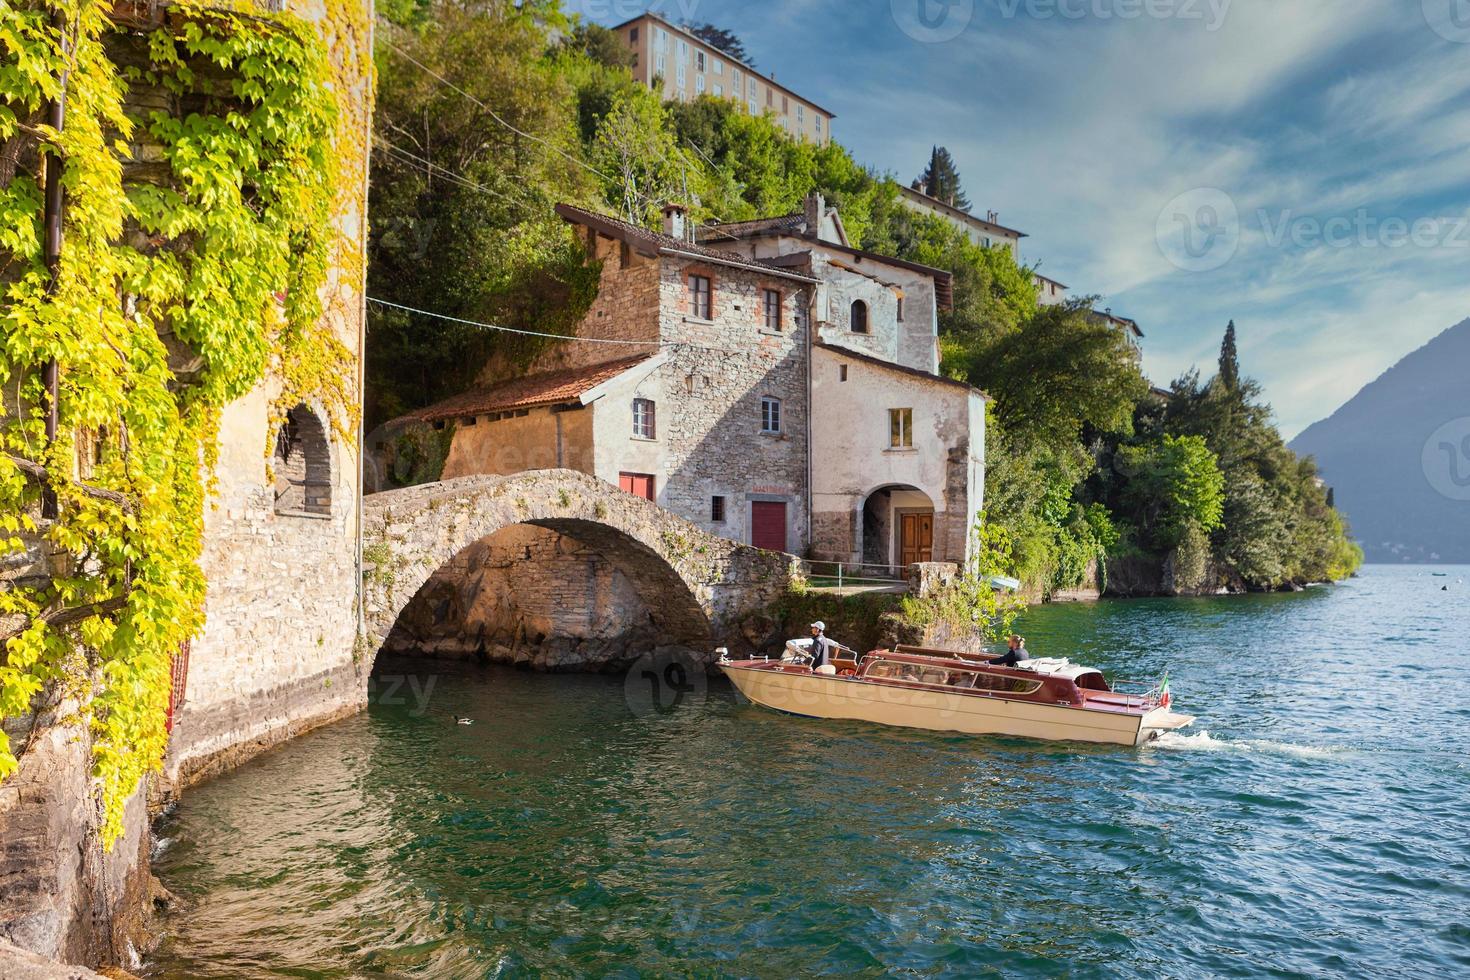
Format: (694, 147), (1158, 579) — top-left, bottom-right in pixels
(1159, 673), (1171, 708)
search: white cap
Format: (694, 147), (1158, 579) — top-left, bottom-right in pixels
(810, 621), (826, 632)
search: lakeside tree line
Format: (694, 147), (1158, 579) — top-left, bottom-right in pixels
(368, 0), (1362, 594)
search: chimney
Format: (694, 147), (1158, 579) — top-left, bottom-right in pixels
(987, 209), (999, 223)
(662, 202), (690, 242)
(804, 191), (825, 237)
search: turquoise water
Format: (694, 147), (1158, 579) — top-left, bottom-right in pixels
(148, 565), (1470, 977)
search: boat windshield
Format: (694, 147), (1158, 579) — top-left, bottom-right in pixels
(864, 660), (1043, 695)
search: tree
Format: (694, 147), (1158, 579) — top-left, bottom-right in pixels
(687, 22), (754, 66)
(957, 299), (1148, 448)
(1116, 434), (1226, 549)
(1218, 319), (1240, 392)
(914, 145), (970, 211)
(567, 22), (635, 70)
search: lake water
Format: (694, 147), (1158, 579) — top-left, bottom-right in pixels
(147, 565), (1470, 978)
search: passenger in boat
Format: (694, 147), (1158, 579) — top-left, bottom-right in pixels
(808, 621), (839, 669)
(990, 634), (1030, 668)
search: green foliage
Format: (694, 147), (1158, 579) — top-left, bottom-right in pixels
(1115, 434), (1225, 550)
(0, 0), (358, 845)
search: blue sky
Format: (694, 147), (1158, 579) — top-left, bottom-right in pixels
(579, 0), (1470, 438)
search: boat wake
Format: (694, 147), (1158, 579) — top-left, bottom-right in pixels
(1150, 730), (1345, 759)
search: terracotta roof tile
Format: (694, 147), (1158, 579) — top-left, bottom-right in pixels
(408, 354), (655, 423)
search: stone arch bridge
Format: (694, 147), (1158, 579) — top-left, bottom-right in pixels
(361, 470), (796, 663)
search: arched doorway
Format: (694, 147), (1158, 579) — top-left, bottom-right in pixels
(860, 484), (935, 573)
(378, 518), (712, 674)
(272, 404), (332, 515)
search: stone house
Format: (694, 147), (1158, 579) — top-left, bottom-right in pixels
(898, 184), (1026, 257)
(407, 203), (819, 554)
(702, 194), (989, 570)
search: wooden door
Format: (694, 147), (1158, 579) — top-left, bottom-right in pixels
(900, 512), (934, 567)
(619, 472), (655, 501)
(750, 501), (787, 553)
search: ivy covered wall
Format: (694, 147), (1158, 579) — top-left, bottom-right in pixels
(0, 0), (372, 847)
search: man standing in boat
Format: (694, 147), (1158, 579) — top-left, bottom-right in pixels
(990, 635), (1030, 668)
(808, 621), (839, 669)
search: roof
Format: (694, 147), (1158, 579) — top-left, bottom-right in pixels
(406, 354), (656, 423)
(1032, 271), (1068, 289)
(898, 185), (1029, 240)
(1092, 310), (1144, 338)
(611, 11), (838, 118)
(702, 215), (955, 311)
(815, 342), (989, 400)
(556, 203), (819, 284)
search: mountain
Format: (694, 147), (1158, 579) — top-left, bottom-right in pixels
(1290, 318), (1470, 564)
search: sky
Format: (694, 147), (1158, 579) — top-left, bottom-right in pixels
(580, 0), (1470, 438)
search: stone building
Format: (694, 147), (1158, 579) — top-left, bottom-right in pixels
(898, 184), (1027, 257)
(614, 12), (834, 144)
(407, 203), (819, 554)
(702, 194), (989, 569)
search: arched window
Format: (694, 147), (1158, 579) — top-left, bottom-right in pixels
(850, 299), (869, 334)
(272, 404), (332, 516)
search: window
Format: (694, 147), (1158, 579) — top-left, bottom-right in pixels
(889, 408), (914, 448)
(782, 95), (789, 113)
(897, 296), (905, 321)
(748, 77), (756, 98)
(797, 105), (804, 125)
(850, 299), (869, 333)
(767, 87), (774, 107)
(620, 472), (655, 502)
(762, 289), (782, 331)
(711, 495), (726, 522)
(815, 115), (823, 135)
(747, 99), (758, 115)
(677, 63), (686, 90)
(839, 364), (848, 382)
(761, 397), (782, 434)
(632, 398), (656, 439)
(732, 68), (741, 89)
(689, 274), (712, 319)
(696, 75), (705, 94)
(696, 51), (705, 71)
(630, 27), (638, 42)
(678, 39), (688, 60)
(713, 59), (723, 75)
(713, 83), (723, 98)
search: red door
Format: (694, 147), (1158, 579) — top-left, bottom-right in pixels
(750, 501), (787, 553)
(619, 472), (655, 501)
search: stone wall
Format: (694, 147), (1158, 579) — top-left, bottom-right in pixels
(525, 233), (662, 378)
(0, 711), (151, 970)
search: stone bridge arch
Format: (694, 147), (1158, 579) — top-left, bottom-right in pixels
(361, 470), (795, 663)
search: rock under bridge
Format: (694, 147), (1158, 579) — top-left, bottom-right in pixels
(361, 470), (796, 669)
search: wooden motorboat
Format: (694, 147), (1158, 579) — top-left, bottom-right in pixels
(717, 644), (1194, 747)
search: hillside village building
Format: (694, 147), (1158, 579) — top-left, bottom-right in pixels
(407, 194), (989, 570)
(898, 184), (1026, 257)
(615, 12), (834, 145)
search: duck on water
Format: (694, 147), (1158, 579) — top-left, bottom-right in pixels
(718, 631), (1194, 747)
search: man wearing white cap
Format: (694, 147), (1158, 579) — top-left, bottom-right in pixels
(808, 621), (837, 669)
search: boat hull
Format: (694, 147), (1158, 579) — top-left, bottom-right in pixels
(722, 663), (1191, 747)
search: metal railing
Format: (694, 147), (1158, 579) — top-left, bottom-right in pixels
(795, 559), (913, 595)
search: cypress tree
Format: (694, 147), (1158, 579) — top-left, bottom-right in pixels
(914, 146), (971, 211)
(1218, 320), (1240, 393)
